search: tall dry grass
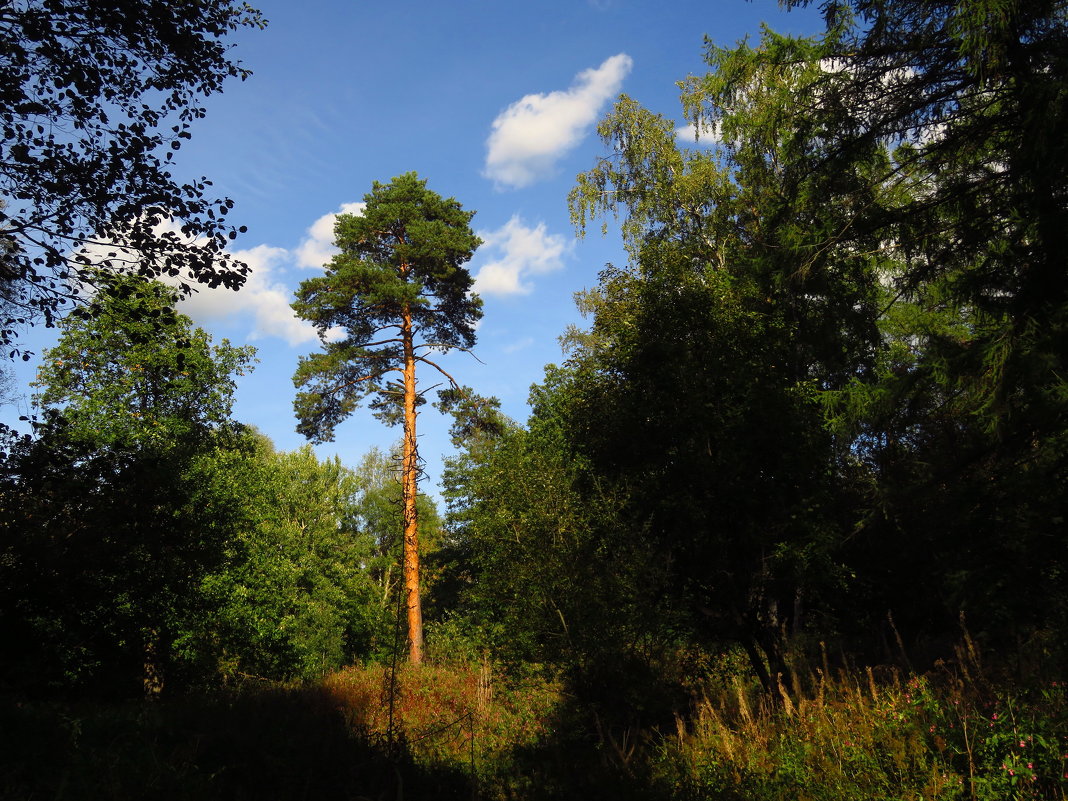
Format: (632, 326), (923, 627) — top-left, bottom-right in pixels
(658, 649), (1068, 801)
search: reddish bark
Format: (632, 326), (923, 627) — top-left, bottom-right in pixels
(400, 294), (423, 663)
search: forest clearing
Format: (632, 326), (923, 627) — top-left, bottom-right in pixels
(2, 1), (1068, 798)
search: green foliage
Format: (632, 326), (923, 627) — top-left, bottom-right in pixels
(766, 0), (1068, 446)
(0, 275), (255, 695)
(561, 23), (890, 685)
(0, 0), (264, 348)
(32, 274), (256, 450)
(562, 0), (1068, 669)
(439, 369), (703, 748)
(176, 435), (388, 685)
(435, 385), (510, 451)
(169, 436), (449, 686)
(563, 258), (855, 673)
(441, 386), (608, 667)
(352, 446), (443, 606)
(2, 274), (441, 691)
(654, 662), (1068, 801)
(916, 675), (1068, 801)
(759, 0), (1068, 652)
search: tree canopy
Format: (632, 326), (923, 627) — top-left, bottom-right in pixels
(1, 275), (255, 695)
(292, 172), (482, 442)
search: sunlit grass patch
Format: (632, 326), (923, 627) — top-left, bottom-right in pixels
(324, 662), (561, 775)
(659, 662), (1068, 801)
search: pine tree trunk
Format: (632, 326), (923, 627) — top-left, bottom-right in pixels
(400, 302), (424, 664)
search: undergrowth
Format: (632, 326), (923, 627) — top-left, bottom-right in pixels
(324, 660), (561, 795)
(657, 649), (1068, 801)
(2, 649), (1065, 800)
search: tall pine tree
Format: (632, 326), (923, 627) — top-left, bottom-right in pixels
(292, 173), (481, 663)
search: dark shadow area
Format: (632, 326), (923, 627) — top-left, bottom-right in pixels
(0, 686), (472, 801)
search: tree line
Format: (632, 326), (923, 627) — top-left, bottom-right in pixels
(0, 274), (447, 695)
(1, 0), (1066, 724)
(437, 0), (1068, 715)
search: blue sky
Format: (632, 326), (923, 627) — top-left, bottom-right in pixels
(4, 0), (822, 499)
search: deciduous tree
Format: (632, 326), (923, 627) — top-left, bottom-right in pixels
(728, 0), (1068, 652)
(567, 30), (889, 687)
(0, 0), (264, 350)
(181, 434), (385, 684)
(568, 0), (1068, 662)
(33, 274), (255, 450)
(0, 274), (255, 696)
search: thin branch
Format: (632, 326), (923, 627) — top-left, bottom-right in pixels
(324, 367), (400, 396)
(415, 342), (486, 365)
(332, 351), (398, 360)
(357, 337), (405, 348)
(414, 354), (461, 388)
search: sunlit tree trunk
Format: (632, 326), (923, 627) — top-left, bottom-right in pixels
(400, 299), (424, 664)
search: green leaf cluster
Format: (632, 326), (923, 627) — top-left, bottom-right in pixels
(32, 273), (255, 451)
(177, 437), (390, 684)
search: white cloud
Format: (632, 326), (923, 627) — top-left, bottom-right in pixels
(473, 215), (571, 296)
(177, 243), (321, 346)
(177, 202), (375, 345)
(70, 201), (416, 347)
(71, 217), (202, 287)
(675, 120), (720, 147)
(93, 218), (317, 347)
(484, 53), (633, 189)
(294, 202), (365, 269)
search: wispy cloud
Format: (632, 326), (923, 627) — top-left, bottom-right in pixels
(473, 215), (571, 296)
(675, 120), (720, 147)
(484, 53), (632, 189)
(294, 202), (366, 269)
(502, 336), (534, 354)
